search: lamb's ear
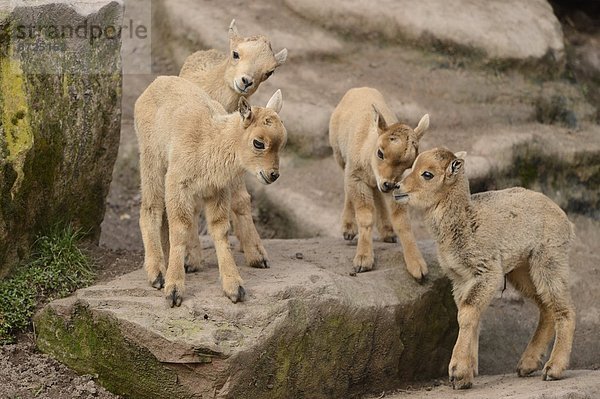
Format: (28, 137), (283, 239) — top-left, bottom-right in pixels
(274, 48), (288, 66)
(266, 89), (283, 114)
(445, 155), (465, 178)
(238, 97), (252, 125)
(229, 19), (240, 41)
(372, 104), (387, 133)
(414, 114), (429, 139)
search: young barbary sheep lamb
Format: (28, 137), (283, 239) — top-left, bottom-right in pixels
(394, 148), (576, 389)
(180, 19), (287, 112)
(176, 19), (288, 272)
(329, 87), (430, 280)
(135, 76), (286, 305)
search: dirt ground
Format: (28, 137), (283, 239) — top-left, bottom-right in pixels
(1, 336), (118, 399)
(1, 0), (599, 398)
(0, 249), (141, 399)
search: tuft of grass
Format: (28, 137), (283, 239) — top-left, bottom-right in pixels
(0, 226), (94, 344)
(534, 95), (578, 128)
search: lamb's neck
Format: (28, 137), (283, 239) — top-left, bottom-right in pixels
(365, 127), (379, 172)
(199, 61), (240, 112)
(211, 114), (245, 174)
(426, 179), (474, 250)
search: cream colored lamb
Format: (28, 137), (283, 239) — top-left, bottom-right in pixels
(329, 87), (430, 280)
(135, 76), (286, 305)
(180, 20), (287, 112)
(176, 19), (288, 272)
(394, 148), (575, 389)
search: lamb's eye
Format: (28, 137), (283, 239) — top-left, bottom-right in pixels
(253, 139), (265, 150)
(232, 51), (240, 60)
(422, 171), (434, 180)
(377, 149), (384, 160)
(265, 70), (274, 78)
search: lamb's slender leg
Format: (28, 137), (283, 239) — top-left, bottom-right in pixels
(472, 320), (480, 377)
(519, 299), (555, 376)
(373, 190), (396, 243)
(508, 266), (555, 377)
(184, 198), (203, 273)
(349, 180), (375, 272)
(230, 176), (269, 268)
(205, 191), (245, 303)
(388, 199), (428, 281)
(449, 270), (502, 389)
(342, 171), (357, 241)
(163, 176), (194, 308)
(543, 293), (575, 381)
(529, 250), (575, 381)
(139, 156), (167, 289)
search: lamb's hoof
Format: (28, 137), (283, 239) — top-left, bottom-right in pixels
(542, 364), (564, 381)
(227, 286), (246, 304)
(166, 287), (183, 308)
(415, 271), (428, 284)
(517, 357), (542, 377)
(249, 258), (269, 269)
(407, 260), (429, 283)
(184, 250), (203, 273)
(353, 254), (374, 273)
(449, 363), (474, 390)
(343, 231), (357, 241)
(450, 375), (473, 390)
(151, 273), (164, 290)
(382, 234), (397, 243)
(184, 263), (201, 273)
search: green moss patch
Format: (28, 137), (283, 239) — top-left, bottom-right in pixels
(35, 305), (195, 399)
(228, 282), (457, 399)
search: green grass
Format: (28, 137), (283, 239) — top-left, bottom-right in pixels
(0, 226), (95, 344)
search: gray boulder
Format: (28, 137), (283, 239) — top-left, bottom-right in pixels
(284, 0), (565, 65)
(35, 238), (458, 399)
(154, 0), (343, 67)
(0, 0), (122, 276)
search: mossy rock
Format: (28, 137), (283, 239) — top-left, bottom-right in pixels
(35, 238), (458, 399)
(0, 1), (122, 277)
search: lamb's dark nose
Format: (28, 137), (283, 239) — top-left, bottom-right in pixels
(270, 171), (280, 182)
(382, 182), (395, 192)
(242, 76), (253, 88)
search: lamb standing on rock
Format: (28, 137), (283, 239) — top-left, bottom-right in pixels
(180, 20), (287, 112)
(135, 76), (286, 305)
(178, 21), (287, 271)
(394, 148), (576, 389)
(329, 87), (430, 280)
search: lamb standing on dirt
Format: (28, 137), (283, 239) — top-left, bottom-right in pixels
(394, 148), (576, 389)
(135, 76), (286, 305)
(178, 21), (287, 271)
(329, 87), (430, 280)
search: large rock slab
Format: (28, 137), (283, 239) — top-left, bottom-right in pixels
(154, 0), (343, 67)
(35, 238), (458, 399)
(0, 0), (123, 276)
(284, 0), (565, 65)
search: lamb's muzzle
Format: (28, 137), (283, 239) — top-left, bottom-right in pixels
(258, 169), (280, 185)
(392, 191), (409, 203)
(380, 181), (396, 193)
